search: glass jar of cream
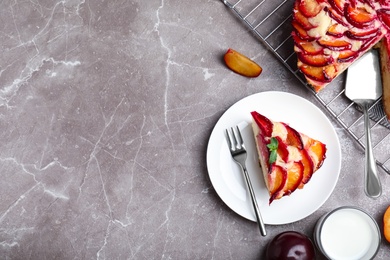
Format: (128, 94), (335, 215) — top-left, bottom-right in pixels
(314, 206), (381, 260)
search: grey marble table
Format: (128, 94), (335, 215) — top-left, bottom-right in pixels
(0, 0), (389, 259)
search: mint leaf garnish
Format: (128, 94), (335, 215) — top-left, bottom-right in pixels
(267, 137), (278, 164)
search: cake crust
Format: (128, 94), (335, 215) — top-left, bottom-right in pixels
(377, 35), (390, 120)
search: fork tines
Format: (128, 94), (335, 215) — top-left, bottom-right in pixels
(226, 126), (246, 153)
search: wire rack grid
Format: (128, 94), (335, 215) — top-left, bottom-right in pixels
(220, 0), (390, 174)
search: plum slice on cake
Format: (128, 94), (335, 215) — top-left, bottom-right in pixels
(251, 111), (327, 204)
(292, 0), (390, 92)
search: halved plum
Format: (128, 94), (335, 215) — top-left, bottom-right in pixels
(298, 0), (322, 18)
(327, 24), (345, 37)
(224, 49), (263, 77)
(344, 27), (381, 40)
(282, 162), (304, 196)
(345, 3), (377, 28)
(298, 52), (334, 66)
(299, 148), (314, 188)
(329, 0), (345, 14)
(294, 2), (318, 29)
(326, 6), (349, 26)
(275, 136), (289, 163)
(305, 139), (327, 170)
(318, 38), (352, 51)
(299, 64), (335, 83)
(337, 49), (359, 62)
(251, 111), (273, 137)
(293, 32), (324, 55)
(268, 165), (288, 203)
(292, 20), (317, 41)
(283, 123), (304, 149)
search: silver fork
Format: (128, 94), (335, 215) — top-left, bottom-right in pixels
(226, 126), (267, 236)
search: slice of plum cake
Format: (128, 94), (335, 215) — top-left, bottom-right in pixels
(251, 111), (327, 204)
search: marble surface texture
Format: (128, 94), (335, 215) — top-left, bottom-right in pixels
(1, 0), (390, 259)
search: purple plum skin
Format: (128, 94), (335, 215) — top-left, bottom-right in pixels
(266, 231), (316, 260)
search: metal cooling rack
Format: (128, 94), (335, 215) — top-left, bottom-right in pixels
(221, 0), (390, 174)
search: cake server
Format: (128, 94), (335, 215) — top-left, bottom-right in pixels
(345, 49), (382, 198)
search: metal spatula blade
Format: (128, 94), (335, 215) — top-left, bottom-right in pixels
(345, 49), (382, 198)
(345, 49), (382, 100)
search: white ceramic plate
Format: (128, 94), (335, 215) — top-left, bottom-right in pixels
(206, 91), (341, 225)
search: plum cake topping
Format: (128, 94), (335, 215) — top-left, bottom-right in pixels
(251, 111), (327, 204)
(293, 0), (390, 92)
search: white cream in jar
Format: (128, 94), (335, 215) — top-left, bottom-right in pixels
(314, 207), (380, 260)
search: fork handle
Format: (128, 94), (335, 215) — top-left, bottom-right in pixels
(241, 165), (267, 236)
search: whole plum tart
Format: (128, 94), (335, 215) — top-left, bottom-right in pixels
(292, 0), (390, 92)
